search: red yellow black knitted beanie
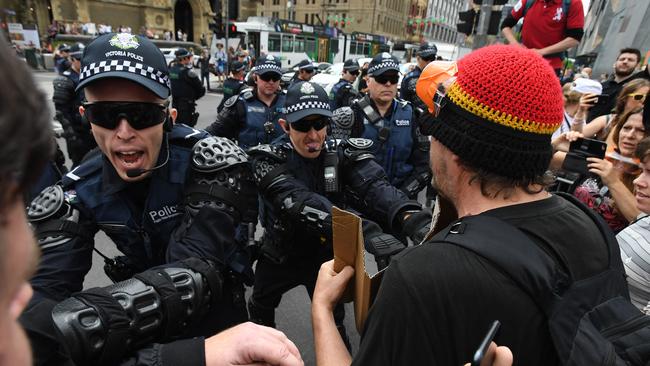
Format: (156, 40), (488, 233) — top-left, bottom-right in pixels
(429, 44), (564, 181)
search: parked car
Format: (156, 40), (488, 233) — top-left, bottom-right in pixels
(310, 58), (371, 95)
(281, 62), (333, 89)
(160, 47), (199, 66)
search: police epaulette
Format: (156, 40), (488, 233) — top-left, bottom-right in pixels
(395, 98), (409, 107)
(61, 152), (103, 188)
(247, 144), (288, 162)
(240, 88), (254, 100)
(168, 124), (209, 148)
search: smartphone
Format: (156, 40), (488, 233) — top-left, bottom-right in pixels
(594, 94), (610, 105)
(471, 320), (501, 366)
(562, 138), (607, 176)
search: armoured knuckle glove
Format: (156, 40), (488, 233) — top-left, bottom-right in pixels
(52, 260), (221, 366)
(331, 107), (355, 140)
(340, 138), (375, 166)
(248, 144), (290, 192)
(364, 233), (405, 271)
(281, 196), (332, 234)
(27, 185), (89, 249)
(185, 136), (254, 221)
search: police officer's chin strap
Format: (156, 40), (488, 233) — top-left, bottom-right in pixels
(126, 137), (171, 178)
(51, 258), (223, 366)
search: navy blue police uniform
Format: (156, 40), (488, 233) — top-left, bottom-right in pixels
(21, 33), (254, 366)
(399, 42), (437, 113)
(207, 54), (286, 149)
(329, 58), (360, 109)
(52, 43), (97, 166)
(170, 48), (206, 127)
(217, 61), (247, 113)
(346, 53), (431, 199)
(54, 44), (71, 75)
(246, 82), (423, 338)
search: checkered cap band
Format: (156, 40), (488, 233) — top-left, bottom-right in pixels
(368, 60), (399, 75)
(418, 49), (437, 58)
(79, 60), (171, 89)
(284, 100), (331, 114)
(255, 63), (282, 73)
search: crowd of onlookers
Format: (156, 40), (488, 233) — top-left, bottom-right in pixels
(549, 46), (650, 314)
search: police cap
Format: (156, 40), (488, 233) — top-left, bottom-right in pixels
(76, 32), (171, 99)
(367, 52), (400, 76)
(283, 81), (332, 123)
(417, 42), (438, 60)
(175, 47), (192, 60)
(343, 58), (359, 72)
(254, 54), (282, 76)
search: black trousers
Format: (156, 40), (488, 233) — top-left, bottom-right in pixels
(249, 252), (346, 328)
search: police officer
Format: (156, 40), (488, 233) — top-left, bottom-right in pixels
(22, 33), (254, 366)
(217, 60), (246, 113)
(348, 52), (431, 199)
(246, 81), (424, 341)
(329, 58), (360, 109)
(52, 42), (97, 166)
(54, 43), (70, 74)
(400, 42), (437, 112)
(169, 48), (205, 126)
(207, 54), (286, 149)
(288, 59), (315, 88)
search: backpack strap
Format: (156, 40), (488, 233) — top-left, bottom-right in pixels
(434, 214), (560, 313)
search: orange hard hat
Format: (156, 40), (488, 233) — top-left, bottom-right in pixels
(416, 61), (458, 115)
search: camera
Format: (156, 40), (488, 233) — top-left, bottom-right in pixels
(553, 137), (607, 193)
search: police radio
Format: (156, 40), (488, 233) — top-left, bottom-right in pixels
(263, 121), (275, 135)
(323, 148), (340, 193)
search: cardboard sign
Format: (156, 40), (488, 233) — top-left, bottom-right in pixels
(331, 207), (385, 333)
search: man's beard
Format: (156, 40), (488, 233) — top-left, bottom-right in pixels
(615, 66), (635, 78)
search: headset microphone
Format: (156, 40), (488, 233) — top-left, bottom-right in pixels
(125, 138), (170, 178)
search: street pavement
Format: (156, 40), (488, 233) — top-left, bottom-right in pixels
(31, 70), (360, 365)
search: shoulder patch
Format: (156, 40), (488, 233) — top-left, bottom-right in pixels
(224, 95), (239, 108)
(192, 136), (248, 173)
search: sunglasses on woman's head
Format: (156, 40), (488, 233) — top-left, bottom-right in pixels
(628, 93), (647, 101)
(83, 102), (168, 130)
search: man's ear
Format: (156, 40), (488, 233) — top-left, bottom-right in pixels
(279, 118), (290, 134)
(169, 108), (178, 123)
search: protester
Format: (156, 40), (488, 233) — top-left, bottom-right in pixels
(0, 31), (55, 366)
(197, 48), (212, 91)
(573, 108), (647, 232)
(575, 78), (649, 142)
(552, 82), (582, 140)
(215, 43), (227, 82)
(501, 0), (584, 75)
(618, 137), (650, 313)
(312, 44), (629, 365)
(587, 48), (641, 122)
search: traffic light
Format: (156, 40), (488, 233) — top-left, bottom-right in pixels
(228, 22), (237, 34)
(210, 12), (224, 38)
(456, 9), (477, 36)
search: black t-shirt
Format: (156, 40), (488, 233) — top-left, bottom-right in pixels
(352, 195), (610, 366)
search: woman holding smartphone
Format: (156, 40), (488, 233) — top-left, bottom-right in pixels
(573, 79), (649, 141)
(573, 108), (647, 232)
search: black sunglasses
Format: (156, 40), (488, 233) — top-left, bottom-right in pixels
(290, 117), (329, 132)
(347, 70), (360, 76)
(258, 73), (281, 82)
(83, 102), (168, 130)
(373, 73), (399, 85)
